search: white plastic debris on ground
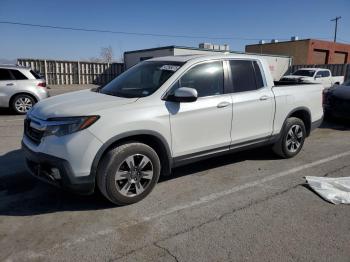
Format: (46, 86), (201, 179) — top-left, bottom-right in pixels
(305, 176), (350, 204)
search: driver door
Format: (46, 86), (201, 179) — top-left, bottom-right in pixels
(167, 61), (233, 158)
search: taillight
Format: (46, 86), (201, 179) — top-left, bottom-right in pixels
(37, 82), (46, 88)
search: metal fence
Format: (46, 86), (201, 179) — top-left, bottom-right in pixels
(287, 63), (350, 81)
(17, 59), (124, 85)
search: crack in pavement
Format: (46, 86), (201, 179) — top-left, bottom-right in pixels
(323, 164), (350, 177)
(8, 159), (350, 261)
(111, 183), (302, 261)
(154, 242), (180, 262)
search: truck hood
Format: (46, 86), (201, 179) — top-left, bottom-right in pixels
(30, 89), (138, 120)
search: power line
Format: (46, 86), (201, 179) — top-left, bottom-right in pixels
(1, 20), (349, 44)
(0, 20), (288, 41)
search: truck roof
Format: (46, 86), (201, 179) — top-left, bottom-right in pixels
(298, 68), (330, 71)
(0, 64), (30, 70)
(148, 53), (266, 63)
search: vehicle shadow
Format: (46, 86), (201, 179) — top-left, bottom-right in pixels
(0, 108), (16, 116)
(0, 146), (277, 216)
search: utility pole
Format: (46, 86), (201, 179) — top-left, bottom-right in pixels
(330, 16), (341, 42)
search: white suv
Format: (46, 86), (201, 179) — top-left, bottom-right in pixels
(22, 54), (323, 205)
(0, 65), (49, 114)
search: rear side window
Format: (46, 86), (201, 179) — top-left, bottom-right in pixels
(230, 60), (263, 92)
(321, 71), (330, 77)
(30, 70), (42, 79)
(179, 61), (224, 97)
(253, 61), (264, 88)
(0, 69), (13, 80)
(9, 69), (28, 80)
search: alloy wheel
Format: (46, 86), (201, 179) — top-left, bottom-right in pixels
(15, 97), (33, 113)
(286, 124), (303, 153)
(115, 154), (154, 197)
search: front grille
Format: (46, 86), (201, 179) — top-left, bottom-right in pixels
(24, 119), (44, 144)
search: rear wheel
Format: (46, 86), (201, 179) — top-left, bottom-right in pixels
(97, 142), (161, 205)
(11, 94), (35, 114)
(272, 117), (306, 158)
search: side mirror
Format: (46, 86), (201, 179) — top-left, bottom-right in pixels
(315, 74), (322, 79)
(166, 87), (198, 102)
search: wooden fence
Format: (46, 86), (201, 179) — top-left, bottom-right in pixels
(17, 59), (124, 85)
(287, 63), (350, 81)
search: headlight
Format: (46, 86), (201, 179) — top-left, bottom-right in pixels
(43, 116), (99, 137)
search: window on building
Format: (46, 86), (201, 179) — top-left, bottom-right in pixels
(334, 51), (347, 64)
(179, 61), (224, 97)
(0, 69), (13, 81)
(229, 60), (262, 92)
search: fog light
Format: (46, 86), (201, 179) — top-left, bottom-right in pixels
(51, 168), (61, 180)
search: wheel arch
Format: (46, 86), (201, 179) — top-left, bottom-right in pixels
(9, 92), (38, 106)
(285, 107), (312, 136)
(91, 130), (173, 180)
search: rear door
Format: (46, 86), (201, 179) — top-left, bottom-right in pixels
(320, 70), (332, 88)
(228, 60), (275, 145)
(0, 69), (16, 107)
(167, 60), (233, 157)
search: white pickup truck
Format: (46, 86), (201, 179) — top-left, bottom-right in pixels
(280, 68), (344, 88)
(22, 54), (324, 205)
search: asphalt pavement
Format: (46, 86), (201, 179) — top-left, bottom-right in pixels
(0, 87), (350, 261)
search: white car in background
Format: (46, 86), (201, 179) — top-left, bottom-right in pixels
(0, 65), (49, 114)
(281, 68), (344, 88)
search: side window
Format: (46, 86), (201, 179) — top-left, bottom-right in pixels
(229, 60), (259, 92)
(253, 61), (264, 88)
(30, 70), (42, 79)
(9, 69), (28, 80)
(0, 69), (13, 81)
(179, 61), (224, 97)
(322, 71), (330, 77)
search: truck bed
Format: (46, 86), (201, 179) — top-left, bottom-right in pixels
(274, 80), (317, 86)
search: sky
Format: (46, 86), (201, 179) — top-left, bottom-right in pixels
(0, 0), (349, 62)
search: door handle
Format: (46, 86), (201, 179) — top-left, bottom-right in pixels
(217, 101), (230, 108)
(6, 83), (14, 86)
(259, 96), (270, 101)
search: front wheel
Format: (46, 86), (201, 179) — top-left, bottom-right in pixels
(97, 142), (161, 205)
(272, 117), (306, 158)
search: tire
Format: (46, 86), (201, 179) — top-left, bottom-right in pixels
(11, 94), (36, 114)
(272, 117), (306, 158)
(97, 142), (161, 205)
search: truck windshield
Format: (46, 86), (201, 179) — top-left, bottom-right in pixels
(292, 70), (315, 77)
(101, 61), (184, 98)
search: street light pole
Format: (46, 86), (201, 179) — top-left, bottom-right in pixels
(330, 16), (341, 42)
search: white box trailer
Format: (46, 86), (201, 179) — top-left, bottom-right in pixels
(124, 46), (292, 81)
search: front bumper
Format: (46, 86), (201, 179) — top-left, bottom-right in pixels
(22, 142), (95, 194)
(324, 106), (350, 120)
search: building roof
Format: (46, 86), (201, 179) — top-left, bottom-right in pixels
(124, 45), (231, 54)
(124, 45), (291, 58)
(246, 38), (350, 47)
(148, 53), (270, 63)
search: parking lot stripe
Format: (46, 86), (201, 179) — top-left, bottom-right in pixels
(12, 150), (350, 259)
(144, 150), (350, 221)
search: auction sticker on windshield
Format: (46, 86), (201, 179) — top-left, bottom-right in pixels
(160, 65), (180, 71)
